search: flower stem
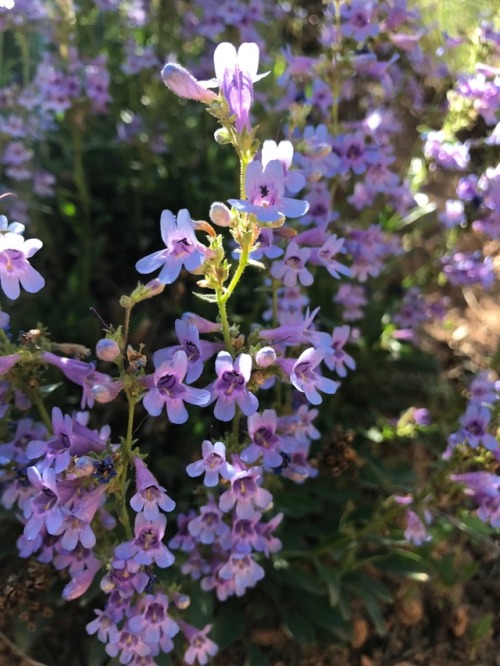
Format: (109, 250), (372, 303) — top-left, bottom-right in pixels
(217, 288), (233, 353)
(33, 394), (53, 433)
(119, 391), (136, 540)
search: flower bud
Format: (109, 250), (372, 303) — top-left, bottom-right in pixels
(96, 338), (120, 362)
(161, 63), (216, 103)
(144, 278), (166, 298)
(209, 202), (232, 227)
(92, 380), (123, 404)
(255, 346), (276, 368)
(214, 127), (232, 144)
(73, 456), (96, 477)
(172, 592), (191, 610)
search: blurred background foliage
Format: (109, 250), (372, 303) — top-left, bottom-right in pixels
(0, 1), (499, 664)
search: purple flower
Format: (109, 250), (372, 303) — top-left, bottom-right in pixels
(451, 472), (500, 528)
(86, 610), (120, 644)
(261, 140), (305, 193)
(186, 440), (235, 487)
(0, 352), (20, 376)
(213, 42), (268, 133)
(228, 160), (309, 223)
(271, 241), (313, 288)
(23, 466), (71, 540)
(153, 318), (220, 384)
(130, 457), (176, 520)
(41, 351), (115, 409)
(207, 351), (258, 422)
(128, 592), (180, 646)
(312, 234), (351, 279)
(161, 63), (217, 103)
(188, 496), (229, 545)
(219, 464), (272, 518)
(460, 403), (498, 451)
(218, 553), (265, 596)
(241, 410), (285, 467)
(340, 0), (379, 41)
(313, 326), (356, 377)
(105, 624), (152, 663)
(180, 621), (218, 666)
(54, 486), (105, 551)
(0, 232), (44, 300)
(290, 348), (339, 405)
(469, 372), (499, 405)
(26, 406), (104, 473)
(114, 512), (175, 568)
(142, 350), (210, 424)
(101, 559), (149, 599)
(404, 510), (431, 546)
(135, 209), (207, 284)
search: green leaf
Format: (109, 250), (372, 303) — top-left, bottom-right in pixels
(214, 602), (245, 649)
(346, 571), (393, 603)
(314, 562), (341, 605)
(278, 569), (324, 596)
(193, 292), (218, 303)
(245, 645), (271, 666)
(283, 610), (317, 644)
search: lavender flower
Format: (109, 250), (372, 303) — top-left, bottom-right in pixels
(219, 464), (272, 518)
(0, 232), (44, 300)
(207, 351), (258, 422)
(186, 440), (235, 487)
(188, 496), (229, 545)
(114, 512), (175, 568)
(135, 209), (207, 284)
(213, 42), (268, 133)
(130, 457), (175, 520)
(241, 409), (284, 467)
(228, 160), (309, 223)
(161, 63), (217, 103)
(142, 350), (210, 424)
(218, 553), (265, 596)
(290, 348), (339, 405)
(180, 621), (218, 666)
(271, 241), (313, 287)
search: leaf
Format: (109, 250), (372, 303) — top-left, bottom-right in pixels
(314, 562), (341, 605)
(245, 645), (271, 666)
(278, 569), (324, 596)
(214, 602), (245, 649)
(283, 610), (317, 644)
(193, 292), (218, 303)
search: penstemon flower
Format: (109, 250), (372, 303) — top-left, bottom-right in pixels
(142, 350), (211, 424)
(0, 231), (44, 299)
(136, 209), (207, 284)
(207, 351), (258, 422)
(228, 159), (309, 223)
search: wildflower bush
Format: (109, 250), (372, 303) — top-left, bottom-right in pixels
(0, 1), (498, 664)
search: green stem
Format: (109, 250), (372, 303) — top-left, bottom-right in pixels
(123, 304), (133, 354)
(221, 239), (251, 306)
(217, 289), (233, 353)
(33, 395), (53, 433)
(119, 391), (136, 540)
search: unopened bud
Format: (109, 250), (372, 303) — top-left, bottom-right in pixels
(92, 380), (123, 404)
(144, 278), (166, 298)
(214, 127), (231, 144)
(255, 346), (276, 368)
(96, 339), (120, 362)
(161, 63), (216, 103)
(172, 592), (191, 610)
(209, 202), (233, 227)
(73, 456), (95, 477)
